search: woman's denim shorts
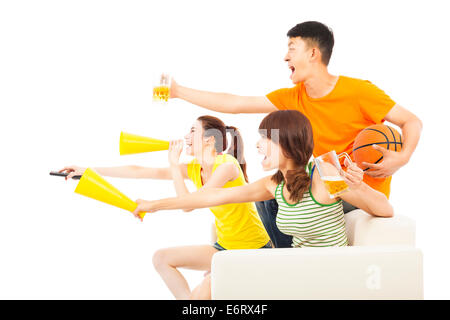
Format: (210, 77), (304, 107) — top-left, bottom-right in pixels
(213, 241), (272, 251)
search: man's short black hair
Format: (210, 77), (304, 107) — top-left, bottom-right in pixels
(287, 21), (334, 66)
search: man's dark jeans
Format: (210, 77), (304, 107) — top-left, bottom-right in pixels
(255, 199), (358, 248)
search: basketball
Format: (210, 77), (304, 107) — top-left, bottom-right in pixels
(352, 124), (402, 171)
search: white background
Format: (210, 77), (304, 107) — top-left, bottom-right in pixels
(0, 0), (448, 299)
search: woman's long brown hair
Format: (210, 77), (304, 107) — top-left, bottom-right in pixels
(197, 115), (248, 182)
(258, 110), (314, 202)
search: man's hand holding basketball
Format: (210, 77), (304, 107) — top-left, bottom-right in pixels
(363, 145), (408, 178)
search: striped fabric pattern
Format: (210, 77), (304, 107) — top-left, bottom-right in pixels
(275, 179), (348, 248)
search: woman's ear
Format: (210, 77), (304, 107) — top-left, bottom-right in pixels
(205, 135), (216, 148)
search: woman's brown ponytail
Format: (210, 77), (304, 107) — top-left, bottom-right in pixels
(197, 116), (249, 183)
(226, 126), (248, 183)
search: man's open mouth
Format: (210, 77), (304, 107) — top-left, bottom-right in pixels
(289, 65), (295, 78)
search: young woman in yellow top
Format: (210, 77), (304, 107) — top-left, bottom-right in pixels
(59, 115), (269, 300)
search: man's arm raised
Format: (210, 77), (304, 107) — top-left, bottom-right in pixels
(170, 79), (277, 114)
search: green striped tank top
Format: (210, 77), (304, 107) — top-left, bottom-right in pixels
(275, 163), (348, 248)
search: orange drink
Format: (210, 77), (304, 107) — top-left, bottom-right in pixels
(153, 73), (171, 104)
(314, 150), (352, 199)
(153, 85), (170, 102)
(322, 176), (349, 198)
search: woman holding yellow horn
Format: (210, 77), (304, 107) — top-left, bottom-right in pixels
(59, 115), (270, 300)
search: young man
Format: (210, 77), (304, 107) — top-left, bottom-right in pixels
(168, 21), (422, 248)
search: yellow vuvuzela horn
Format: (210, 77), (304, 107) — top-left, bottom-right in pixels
(120, 132), (169, 155)
(74, 168), (146, 220)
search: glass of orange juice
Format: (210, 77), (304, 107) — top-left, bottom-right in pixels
(153, 73), (171, 104)
(314, 150), (352, 198)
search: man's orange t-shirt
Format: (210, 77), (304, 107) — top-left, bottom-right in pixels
(266, 75), (396, 198)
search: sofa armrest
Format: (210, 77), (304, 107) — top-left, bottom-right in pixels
(345, 210), (416, 246)
(211, 246), (423, 300)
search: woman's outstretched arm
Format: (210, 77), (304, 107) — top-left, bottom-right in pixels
(167, 140), (242, 212)
(132, 176), (274, 217)
(59, 164), (179, 180)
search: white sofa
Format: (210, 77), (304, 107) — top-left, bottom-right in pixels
(210, 209), (423, 300)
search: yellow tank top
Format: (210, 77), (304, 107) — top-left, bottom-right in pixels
(187, 154), (270, 249)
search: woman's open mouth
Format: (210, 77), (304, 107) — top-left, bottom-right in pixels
(260, 154), (268, 166)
